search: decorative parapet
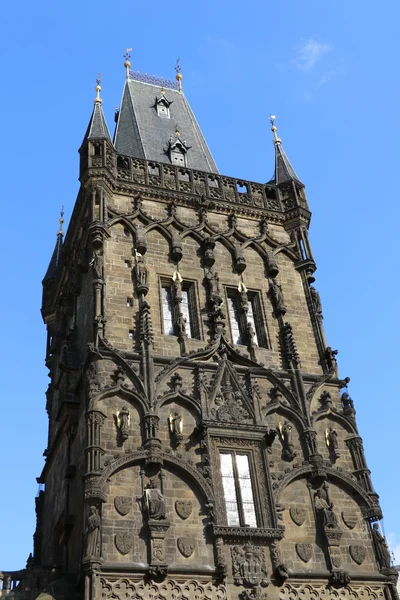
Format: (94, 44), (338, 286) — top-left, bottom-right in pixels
(114, 155), (286, 211)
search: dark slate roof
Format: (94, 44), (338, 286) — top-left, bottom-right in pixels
(43, 232), (63, 282)
(114, 79), (218, 173)
(270, 142), (303, 186)
(82, 101), (111, 145)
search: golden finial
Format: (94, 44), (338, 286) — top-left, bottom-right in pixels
(175, 124), (181, 138)
(124, 48), (132, 79)
(58, 206), (65, 235)
(160, 86), (165, 96)
(175, 58), (183, 93)
(269, 114), (282, 145)
(94, 73), (102, 104)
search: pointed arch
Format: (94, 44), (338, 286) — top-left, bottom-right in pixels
(97, 449), (214, 502)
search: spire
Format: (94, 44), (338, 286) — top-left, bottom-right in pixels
(269, 115), (303, 186)
(43, 209), (64, 282)
(81, 75), (111, 145)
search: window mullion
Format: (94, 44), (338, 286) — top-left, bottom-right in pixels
(232, 451), (246, 527)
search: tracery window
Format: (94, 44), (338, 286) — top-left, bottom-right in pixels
(226, 289), (269, 348)
(219, 451), (258, 527)
(160, 280), (200, 338)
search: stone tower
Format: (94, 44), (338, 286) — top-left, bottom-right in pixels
(1, 59), (398, 600)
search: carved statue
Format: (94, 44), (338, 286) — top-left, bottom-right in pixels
(246, 321), (256, 346)
(90, 250), (104, 279)
(85, 506), (101, 557)
(270, 279), (287, 315)
(206, 271), (222, 303)
(309, 286), (323, 317)
(278, 421), (297, 461)
(118, 406), (130, 442)
(314, 488), (338, 529)
(144, 479), (166, 520)
(134, 252), (149, 287)
(325, 346), (338, 374)
(371, 523), (391, 569)
(326, 427), (340, 459)
(176, 313), (187, 338)
(341, 392), (355, 413)
(168, 412), (183, 442)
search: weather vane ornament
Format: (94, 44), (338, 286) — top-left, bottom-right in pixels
(269, 114), (282, 145)
(124, 48), (132, 79)
(175, 58), (183, 92)
(58, 206), (65, 235)
(95, 73), (102, 104)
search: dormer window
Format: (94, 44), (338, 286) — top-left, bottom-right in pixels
(155, 90), (172, 119)
(171, 147), (186, 166)
(157, 103), (170, 118)
(167, 129), (191, 167)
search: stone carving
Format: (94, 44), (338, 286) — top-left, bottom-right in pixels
(144, 480), (166, 520)
(134, 251), (149, 295)
(100, 578), (228, 600)
(371, 523), (391, 569)
(349, 544), (367, 565)
(330, 571), (351, 587)
(168, 412), (183, 445)
(206, 270), (222, 305)
(175, 500), (192, 520)
(279, 583), (384, 600)
(341, 510), (358, 530)
(231, 544), (269, 587)
(240, 589), (268, 600)
(278, 421), (297, 461)
(114, 496), (132, 516)
(117, 406), (130, 442)
(213, 387), (252, 423)
(290, 507), (307, 526)
(234, 245), (246, 273)
(270, 279), (287, 316)
(152, 538), (164, 562)
(115, 531), (134, 555)
(325, 427), (340, 460)
(270, 540), (289, 582)
(309, 285), (322, 317)
(85, 505), (101, 557)
(203, 236), (216, 268)
(314, 487), (338, 529)
(329, 546), (342, 568)
(177, 537), (195, 558)
(90, 250), (104, 279)
(296, 543), (312, 563)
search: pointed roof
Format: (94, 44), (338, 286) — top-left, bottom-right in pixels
(81, 77), (111, 145)
(43, 231), (63, 282)
(82, 101), (111, 144)
(269, 116), (303, 186)
(113, 78), (218, 173)
(43, 211), (64, 282)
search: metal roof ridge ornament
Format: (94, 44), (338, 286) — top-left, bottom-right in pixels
(269, 114), (282, 145)
(129, 70), (179, 91)
(94, 73), (102, 104)
(124, 48), (132, 80)
(175, 58), (183, 93)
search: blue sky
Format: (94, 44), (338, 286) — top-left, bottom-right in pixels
(1, 0), (399, 570)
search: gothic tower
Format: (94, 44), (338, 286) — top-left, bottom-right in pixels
(1, 57), (398, 600)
